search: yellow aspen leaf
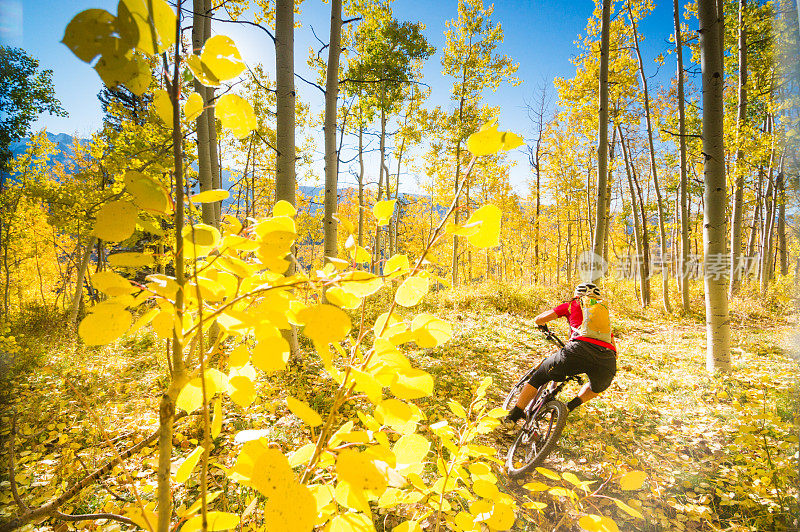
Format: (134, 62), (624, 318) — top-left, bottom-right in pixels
(500, 130), (524, 150)
(191, 189), (229, 203)
(117, 0), (176, 56)
(251, 336), (289, 374)
(336, 449), (387, 495)
(61, 9), (116, 63)
(338, 216), (356, 234)
(620, 470), (647, 490)
(523, 481), (550, 492)
(179, 491), (222, 518)
(153, 89), (173, 127)
(562, 472), (582, 486)
(325, 286), (361, 309)
(393, 434), (430, 471)
(466, 120), (502, 156)
(486, 501), (516, 530)
(523, 501), (547, 510)
(263, 482), (316, 532)
(297, 304), (351, 345)
(463, 204), (501, 248)
(384, 254), (410, 276)
(286, 396), (322, 427)
(351, 368), (383, 404)
(124, 171), (169, 213)
(211, 397), (222, 438)
(288, 443), (316, 468)
(394, 276), (429, 307)
(108, 252), (154, 268)
(578, 514), (620, 532)
(614, 498), (644, 519)
(215, 93), (256, 139)
(93, 200), (138, 242)
(228, 344), (249, 368)
(176, 379), (204, 413)
(250, 447), (295, 497)
(92, 271), (133, 297)
(228, 374), (255, 408)
(348, 244), (371, 263)
(130, 307), (158, 333)
(375, 399), (414, 431)
(549, 487), (576, 498)
(394, 521), (422, 532)
(373, 199), (396, 225)
(410, 313), (452, 348)
(445, 221), (480, 237)
(173, 445), (204, 484)
(183, 91), (203, 121)
(328, 511), (373, 531)
(183, 223), (220, 248)
(78, 303), (131, 345)
(199, 35), (245, 82)
(273, 200), (296, 217)
(390, 367), (434, 400)
(536, 467), (561, 481)
(181, 511), (240, 531)
(339, 271), (383, 298)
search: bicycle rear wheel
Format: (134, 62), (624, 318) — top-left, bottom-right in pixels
(502, 367), (536, 411)
(505, 399), (568, 479)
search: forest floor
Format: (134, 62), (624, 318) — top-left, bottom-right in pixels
(1, 285), (798, 531)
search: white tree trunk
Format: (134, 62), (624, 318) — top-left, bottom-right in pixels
(323, 0), (342, 262)
(699, 0), (731, 373)
(592, 0), (611, 261)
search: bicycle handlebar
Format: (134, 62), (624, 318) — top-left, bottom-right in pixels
(538, 324), (565, 348)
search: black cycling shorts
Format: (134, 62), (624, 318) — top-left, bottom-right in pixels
(527, 339), (617, 393)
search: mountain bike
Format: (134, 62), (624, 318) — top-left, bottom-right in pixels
(503, 325), (583, 478)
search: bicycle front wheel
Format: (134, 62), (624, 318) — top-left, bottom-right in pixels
(505, 399), (568, 479)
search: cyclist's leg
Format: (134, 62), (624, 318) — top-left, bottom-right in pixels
(568, 344), (617, 410)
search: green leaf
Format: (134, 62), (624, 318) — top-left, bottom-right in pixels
(215, 94), (256, 138)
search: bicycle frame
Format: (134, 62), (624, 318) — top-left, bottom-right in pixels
(524, 326), (582, 419)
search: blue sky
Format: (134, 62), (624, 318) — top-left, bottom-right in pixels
(2, 0), (682, 192)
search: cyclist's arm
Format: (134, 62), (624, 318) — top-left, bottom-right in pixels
(533, 309), (559, 326)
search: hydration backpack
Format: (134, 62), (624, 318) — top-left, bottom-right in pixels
(571, 295), (612, 344)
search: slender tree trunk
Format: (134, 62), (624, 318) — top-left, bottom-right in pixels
(592, 0), (611, 261)
(745, 175), (761, 262)
(275, 0), (300, 359)
(628, 141), (651, 305)
(68, 236), (98, 327)
(777, 170), (788, 275)
(192, 0), (215, 227)
(729, 0), (748, 294)
(699, 0), (731, 372)
(357, 116), (365, 248)
(323, 0), (342, 262)
(630, 4), (672, 313)
(376, 108), (387, 267)
(675, 0), (691, 312)
(619, 127), (647, 306)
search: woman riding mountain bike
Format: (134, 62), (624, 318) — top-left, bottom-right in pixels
(502, 282), (618, 431)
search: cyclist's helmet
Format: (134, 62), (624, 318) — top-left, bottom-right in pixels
(574, 282), (601, 299)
